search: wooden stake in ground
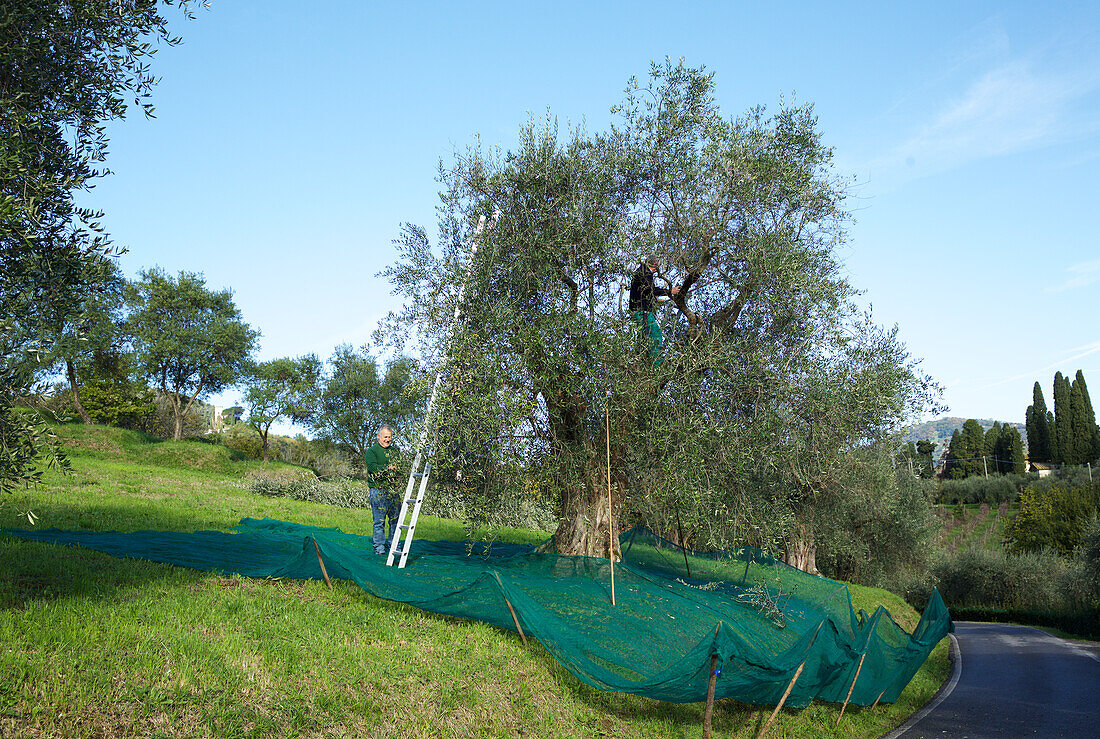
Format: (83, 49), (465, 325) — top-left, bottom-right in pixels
(494, 572), (528, 646)
(835, 652), (866, 726)
(606, 400), (615, 606)
(871, 687), (888, 710)
(675, 509), (692, 578)
(312, 537), (332, 590)
(703, 622), (722, 739)
(757, 660), (805, 739)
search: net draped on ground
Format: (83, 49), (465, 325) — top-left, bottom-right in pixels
(5, 518), (952, 708)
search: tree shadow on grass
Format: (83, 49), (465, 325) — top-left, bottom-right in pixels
(0, 499), (294, 611)
(5, 498), (244, 533)
(0, 535), (206, 611)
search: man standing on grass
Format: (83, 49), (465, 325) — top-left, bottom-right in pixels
(628, 255), (679, 364)
(366, 425), (401, 554)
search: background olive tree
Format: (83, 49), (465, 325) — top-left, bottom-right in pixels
(308, 347), (424, 461)
(127, 269), (258, 441)
(241, 355), (322, 461)
(382, 60), (941, 571)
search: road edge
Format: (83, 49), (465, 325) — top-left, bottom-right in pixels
(878, 632), (961, 739)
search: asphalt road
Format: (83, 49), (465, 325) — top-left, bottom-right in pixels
(885, 622), (1100, 738)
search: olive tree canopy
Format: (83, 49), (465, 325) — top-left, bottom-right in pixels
(127, 269), (258, 441)
(382, 61), (940, 570)
(1, 0), (187, 491)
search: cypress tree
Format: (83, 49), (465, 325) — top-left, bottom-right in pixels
(916, 439), (936, 479)
(956, 419), (987, 478)
(1026, 381), (1052, 462)
(1074, 370), (1100, 462)
(1053, 372), (1072, 464)
(946, 429), (960, 479)
(1069, 379), (1091, 465)
(985, 421), (1002, 473)
(1001, 425), (1026, 475)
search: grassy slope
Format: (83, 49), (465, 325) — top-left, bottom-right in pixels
(0, 425), (949, 738)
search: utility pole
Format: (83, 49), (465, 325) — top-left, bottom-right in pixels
(982, 456), (988, 478)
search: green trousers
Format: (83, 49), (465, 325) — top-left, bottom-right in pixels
(631, 310), (663, 364)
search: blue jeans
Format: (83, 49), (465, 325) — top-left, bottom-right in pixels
(370, 487), (400, 553)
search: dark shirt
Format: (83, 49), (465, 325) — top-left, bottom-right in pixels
(628, 263), (671, 314)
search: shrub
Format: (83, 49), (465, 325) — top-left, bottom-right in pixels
(1005, 482), (1100, 556)
(249, 475), (557, 532)
(932, 547), (1069, 611)
(251, 476), (371, 508)
(138, 395), (207, 440)
(78, 378), (155, 430)
(273, 436), (359, 478)
(1072, 516), (1100, 606)
(937, 474), (1026, 505)
(215, 424), (264, 460)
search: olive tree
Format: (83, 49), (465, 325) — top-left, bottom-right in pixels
(127, 269), (258, 441)
(382, 61), (939, 567)
(241, 355), (322, 461)
(309, 348), (424, 459)
(1, 1), (188, 490)
(41, 258), (128, 424)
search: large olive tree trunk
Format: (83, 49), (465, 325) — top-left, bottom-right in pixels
(784, 523), (820, 575)
(554, 458), (621, 558)
(541, 405), (622, 558)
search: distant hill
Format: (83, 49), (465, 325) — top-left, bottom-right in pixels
(903, 417), (1027, 454)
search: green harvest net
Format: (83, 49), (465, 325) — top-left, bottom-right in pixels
(4, 519), (952, 708)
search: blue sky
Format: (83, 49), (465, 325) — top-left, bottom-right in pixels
(80, 1), (1100, 430)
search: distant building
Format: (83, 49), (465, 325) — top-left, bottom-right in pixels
(1029, 461), (1054, 478)
(935, 450), (950, 478)
(198, 403), (242, 433)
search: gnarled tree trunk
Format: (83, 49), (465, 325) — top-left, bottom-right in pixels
(784, 522), (820, 575)
(546, 439), (621, 559)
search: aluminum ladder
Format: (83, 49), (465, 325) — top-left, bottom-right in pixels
(386, 212), (495, 568)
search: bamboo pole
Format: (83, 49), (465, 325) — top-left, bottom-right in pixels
(606, 400), (615, 606)
(835, 652), (866, 726)
(312, 537), (332, 589)
(757, 661), (805, 739)
(871, 688), (887, 710)
(494, 572), (528, 646)
(675, 509), (692, 578)
(703, 622), (722, 738)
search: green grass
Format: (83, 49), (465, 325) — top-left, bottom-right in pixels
(0, 423), (951, 737)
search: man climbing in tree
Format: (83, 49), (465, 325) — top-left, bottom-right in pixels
(628, 255), (679, 363)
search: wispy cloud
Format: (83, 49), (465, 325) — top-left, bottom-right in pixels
(980, 339), (1100, 388)
(850, 52), (1100, 190)
(880, 62), (1091, 174)
(1046, 258), (1100, 293)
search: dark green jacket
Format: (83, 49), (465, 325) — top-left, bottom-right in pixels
(365, 442), (400, 488)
